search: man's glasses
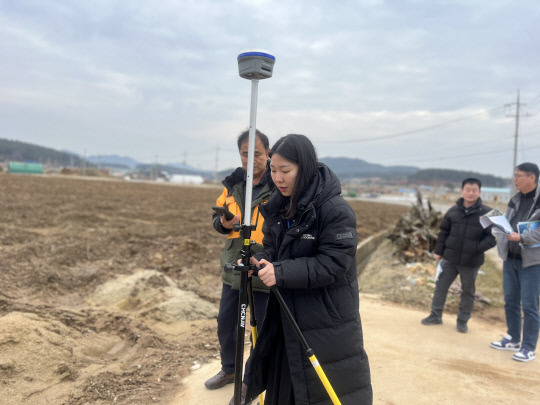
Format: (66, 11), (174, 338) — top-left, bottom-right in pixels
(513, 173), (530, 179)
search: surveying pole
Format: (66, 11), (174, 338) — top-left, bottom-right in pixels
(233, 51), (275, 405)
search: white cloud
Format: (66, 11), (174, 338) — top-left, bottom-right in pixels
(0, 0), (539, 177)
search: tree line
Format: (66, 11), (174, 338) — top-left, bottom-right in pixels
(0, 138), (86, 168)
(408, 168), (509, 188)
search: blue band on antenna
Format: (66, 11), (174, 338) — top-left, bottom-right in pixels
(238, 52), (275, 60)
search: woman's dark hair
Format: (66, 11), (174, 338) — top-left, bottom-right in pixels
(270, 134), (318, 218)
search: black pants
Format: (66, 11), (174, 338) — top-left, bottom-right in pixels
(265, 314), (294, 405)
(430, 259), (479, 323)
(217, 283), (269, 381)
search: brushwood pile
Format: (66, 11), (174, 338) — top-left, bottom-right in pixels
(387, 191), (444, 263)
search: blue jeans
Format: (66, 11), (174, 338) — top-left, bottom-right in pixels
(503, 258), (540, 351)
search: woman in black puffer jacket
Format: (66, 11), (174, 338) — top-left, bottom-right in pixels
(245, 134), (373, 405)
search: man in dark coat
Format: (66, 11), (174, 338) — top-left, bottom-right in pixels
(246, 157), (372, 405)
(422, 178), (496, 333)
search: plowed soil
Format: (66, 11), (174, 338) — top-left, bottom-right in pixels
(0, 173), (409, 405)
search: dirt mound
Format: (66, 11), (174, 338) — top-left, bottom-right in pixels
(0, 312), (79, 402)
(89, 269), (219, 322)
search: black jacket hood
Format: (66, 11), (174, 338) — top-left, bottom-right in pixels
(298, 162), (342, 212)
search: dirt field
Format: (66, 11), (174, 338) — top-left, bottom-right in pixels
(0, 173), (409, 405)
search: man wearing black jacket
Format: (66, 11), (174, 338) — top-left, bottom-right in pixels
(422, 178), (496, 333)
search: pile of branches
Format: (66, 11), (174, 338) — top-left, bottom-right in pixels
(387, 191), (444, 263)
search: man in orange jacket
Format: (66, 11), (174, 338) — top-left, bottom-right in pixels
(205, 129), (274, 405)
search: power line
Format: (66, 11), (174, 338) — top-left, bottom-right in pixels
(316, 95), (539, 171)
(377, 143), (540, 167)
(322, 104), (506, 144)
(376, 133), (513, 162)
(524, 93), (540, 108)
(361, 121), (540, 166)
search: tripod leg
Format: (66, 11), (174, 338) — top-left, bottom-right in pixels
(247, 278), (260, 344)
(233, 271), (249, 405)
(271, 286), (342, 405)
(247, 279), (265, 405)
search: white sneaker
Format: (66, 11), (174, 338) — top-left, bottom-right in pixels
(512, 349), (536, 362)
(490, 334), (521, 351)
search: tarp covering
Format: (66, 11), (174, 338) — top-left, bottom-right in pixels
(8, 161), (44, 174)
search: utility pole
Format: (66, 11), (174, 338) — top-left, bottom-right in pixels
(82, 149), (86, 176)
(214, 146), (219, 182)
(511, 90), (521, 177)
(183, 151), (187, 175)
(505, 89), (529, 192)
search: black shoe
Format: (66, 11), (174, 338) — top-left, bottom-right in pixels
(457, 321), (468, 333)
(204, 369), (235, 390)
(421, 314), (442, 325)
(228, 383), (253, 405)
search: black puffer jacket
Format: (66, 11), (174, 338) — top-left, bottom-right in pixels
(434, 197), (496, 267)
(247, 163), (373, 405)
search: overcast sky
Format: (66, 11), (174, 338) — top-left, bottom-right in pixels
(1, 0), (539, 178)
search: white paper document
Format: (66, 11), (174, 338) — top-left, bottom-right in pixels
(480, 208), (513, 234)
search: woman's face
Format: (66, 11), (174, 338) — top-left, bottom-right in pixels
(270, 153), (298, 197)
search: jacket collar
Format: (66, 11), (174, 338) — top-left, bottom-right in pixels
(222, 162), (274, 193)
(457, 197), (482, 212)
(511, 186), (540, 207)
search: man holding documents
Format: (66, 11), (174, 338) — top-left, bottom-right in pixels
(422, 178), (496, 333)
(490, 162), (540, 363)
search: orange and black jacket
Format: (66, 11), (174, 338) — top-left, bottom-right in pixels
(212, 165), (274, 292)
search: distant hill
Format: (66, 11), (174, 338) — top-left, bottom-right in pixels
(320, 156), (419, 179)
(0, 137), (509, 186)
(87, 155), (206, 174)
(217, 157), (418, 181)
(319, 157), (509, 187)
(164, 162), (202, 172)
(408, 168), (508, 187)
(0, 138), (88, 167)
(135, 163), (210, 177)
(87, 155), (140, 169)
